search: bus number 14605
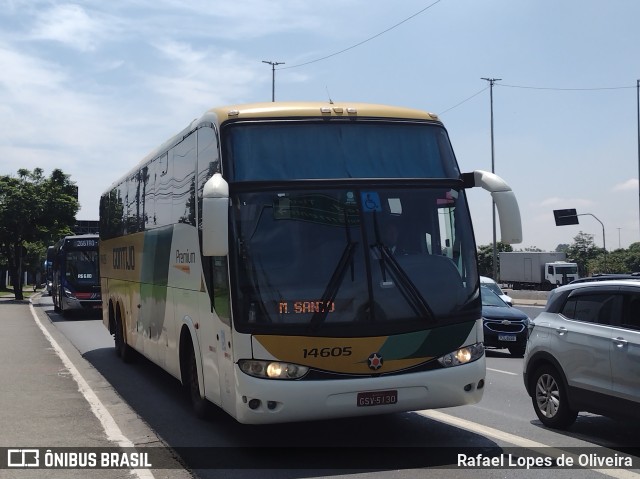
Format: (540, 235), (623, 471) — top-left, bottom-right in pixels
(303, 347), (352, 358)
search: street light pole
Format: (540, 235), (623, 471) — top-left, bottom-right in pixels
(578, 213), (607, 271)
(637, 79), (640, 240)
(618, 227), (622, 249)
(262, 60), (285, 102)
(481, 77), (502, 280)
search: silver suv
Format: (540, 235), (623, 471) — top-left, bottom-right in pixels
(523, 280), (640, 429)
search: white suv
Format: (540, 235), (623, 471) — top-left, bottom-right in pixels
(523, 280), (640, 429)
(480, 276), (513, 306)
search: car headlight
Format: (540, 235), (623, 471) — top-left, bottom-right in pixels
(527, 318), (535, 338)
(239, 360), (309, 379)
(437, 343), (484, 367)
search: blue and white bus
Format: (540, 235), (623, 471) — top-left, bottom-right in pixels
(51, 234), (101, 315)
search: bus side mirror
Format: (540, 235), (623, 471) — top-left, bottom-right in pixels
(463, 170), (523, 244)
(202, 173), (229, 256)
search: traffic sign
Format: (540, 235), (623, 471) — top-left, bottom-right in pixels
(553, 208), (579, 226)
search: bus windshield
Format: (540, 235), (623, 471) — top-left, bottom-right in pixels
(64, 249), (100, 289)
(230, 186), (479, 335)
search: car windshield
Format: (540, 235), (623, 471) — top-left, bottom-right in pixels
(482, 281), (504, 297)
(481, 287), (507, 307)
(556, 266), (578, 274)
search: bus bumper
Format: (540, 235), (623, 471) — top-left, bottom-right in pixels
(61, 296), (102, 312)
(229, 356), (485, 424)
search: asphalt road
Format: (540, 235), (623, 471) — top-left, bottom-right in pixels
(13, 295), (640, 479)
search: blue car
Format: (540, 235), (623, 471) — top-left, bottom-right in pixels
(481, 286), (530, 357)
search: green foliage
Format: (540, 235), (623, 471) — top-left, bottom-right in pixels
(476, 242), (513, 279)
(565, 231), (605, 276)
(0, 168), (79, 299)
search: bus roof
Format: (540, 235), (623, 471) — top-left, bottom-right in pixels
(105, 101), (442, 191)
(206, 102), (441, 123)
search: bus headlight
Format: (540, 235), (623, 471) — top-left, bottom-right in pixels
(437, 343), (484, 367)
(239, 360), (309, 379)
(63, 287), (75, 299)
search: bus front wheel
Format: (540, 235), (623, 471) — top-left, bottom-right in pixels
(114, 308), (133, 363)
(58, 291), (68, 317)
(53, 291), (60, 313)
(187, 346), (212, 419)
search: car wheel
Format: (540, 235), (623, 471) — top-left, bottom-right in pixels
(531, 365), (578, 429)
(188, 346), (212, 419)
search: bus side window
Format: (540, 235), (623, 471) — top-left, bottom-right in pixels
(212, 256), (231, 325)
(197, 125), (220, 229)
(172, 132), (197, 226)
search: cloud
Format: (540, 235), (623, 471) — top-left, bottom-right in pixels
(613, 178), (638, 192)
(29, 4), (114, 52)
(0, 43), (67, 92)
(537, 197), (594, 208)
(147, 0), (332, 39)
(147, 42), (260, 113)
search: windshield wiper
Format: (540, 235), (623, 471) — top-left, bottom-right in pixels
(371, 244), (435, 323)
(369, 211), (435, 323)
(309, 241), (358, 331)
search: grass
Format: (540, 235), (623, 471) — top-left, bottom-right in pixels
(0, 286), (39, 299)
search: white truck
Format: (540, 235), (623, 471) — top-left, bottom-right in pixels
(499, 252), (579, 290)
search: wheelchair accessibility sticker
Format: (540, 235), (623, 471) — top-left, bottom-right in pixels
(361, 192), (381, 212)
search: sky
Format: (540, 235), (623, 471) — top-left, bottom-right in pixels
(1, 0), (639, 252)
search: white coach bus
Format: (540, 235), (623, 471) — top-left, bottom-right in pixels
(99, 102), (521, 424)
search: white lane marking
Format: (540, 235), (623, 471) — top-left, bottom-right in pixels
(29, 302), (155, 479)
(487, 367), (518, 376)
(418, 409), (640, 479)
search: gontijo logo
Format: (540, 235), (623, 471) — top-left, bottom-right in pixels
(112, 245), (135, 270)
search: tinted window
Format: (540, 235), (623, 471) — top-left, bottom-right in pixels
(171, 133), (197, 226)
(621, 293), (640, 331)
(561, 293), (616, 325)
(225, 122), (460, 182)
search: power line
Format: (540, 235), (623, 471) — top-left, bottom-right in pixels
(440, 81), (638, 115)
(499, 83), (635, 91)
(279, 0), (442, 70)
(438, 86), (488, 115)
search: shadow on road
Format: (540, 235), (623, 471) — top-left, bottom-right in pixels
(81, 346), (504, 477)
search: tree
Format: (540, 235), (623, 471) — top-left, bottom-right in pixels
(476, 242), (513, 279)
(624, 242), (640, 272)
(0, 168), (79, 299)
(565, 231), (603, 277)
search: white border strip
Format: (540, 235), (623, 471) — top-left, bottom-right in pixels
(419, 410), (640, 479)
(29, 302), (155, 479)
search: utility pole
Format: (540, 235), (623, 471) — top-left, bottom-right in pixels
(481, 77), (502, 280)
(618, 227), (622, 249)
(262, 60), (285, 102)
